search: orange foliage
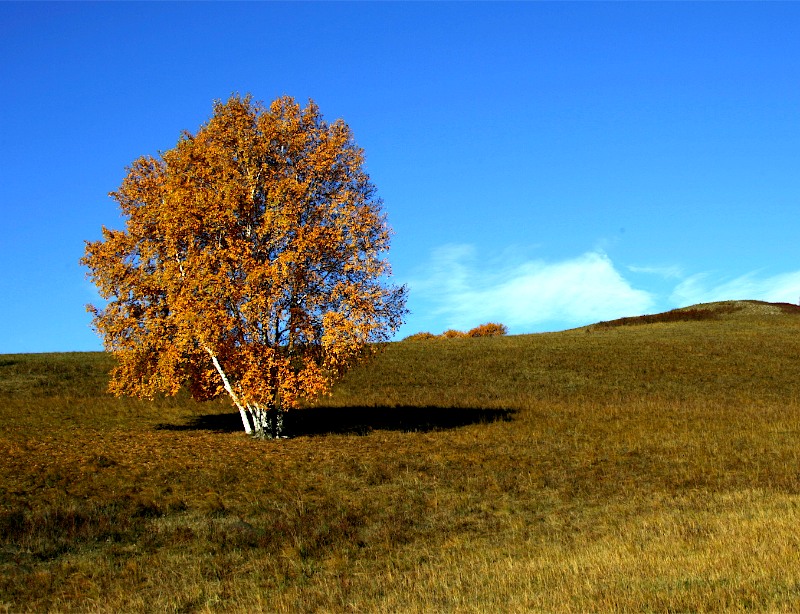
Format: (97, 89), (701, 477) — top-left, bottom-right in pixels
(82, 95), (407, 436)
(402, 332), (436, 341)
(467, 323), (508, 337)
(441, 329), (467, 339)
(402, 324), (508, 341)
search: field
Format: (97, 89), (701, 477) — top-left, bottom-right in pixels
(2, 300), (800, 612)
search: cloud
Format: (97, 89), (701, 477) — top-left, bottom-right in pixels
(400, 245), (800, 337)
(672, 270), (800, 307)
(628, 264), (684, 279)
(406, 245), (656, 333)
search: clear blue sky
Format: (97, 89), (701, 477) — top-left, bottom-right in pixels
(2, 2), (800, 353)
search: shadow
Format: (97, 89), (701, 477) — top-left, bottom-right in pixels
(156, 412), (245, 433)
(156, 405), (515, 437)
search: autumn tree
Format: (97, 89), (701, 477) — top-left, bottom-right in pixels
(82, 95), (407, 438)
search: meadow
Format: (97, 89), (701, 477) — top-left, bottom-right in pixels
(2, 300), (800, 612)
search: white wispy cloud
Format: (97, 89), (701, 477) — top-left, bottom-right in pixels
(672, 270), (800, 306)
(400, 243), (800, 337)
(406, 245), (656, 334)
(628, 264), (684, 279)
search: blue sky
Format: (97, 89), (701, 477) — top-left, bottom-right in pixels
(2, 2), (800, 353)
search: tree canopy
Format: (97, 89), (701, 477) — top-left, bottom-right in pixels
(82, 95), (407, 437)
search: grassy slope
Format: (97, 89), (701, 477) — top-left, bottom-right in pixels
(2, 300), (800, 612)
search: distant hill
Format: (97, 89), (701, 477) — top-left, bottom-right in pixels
(589, 299), (800, 330)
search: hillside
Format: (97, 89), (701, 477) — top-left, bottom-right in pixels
(2, 301), (800, 612)
(327, 299), (800, 410)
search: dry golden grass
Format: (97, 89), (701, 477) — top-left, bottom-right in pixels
(2, 300), (800, 612)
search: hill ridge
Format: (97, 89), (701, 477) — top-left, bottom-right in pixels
(590, 299), (800, 331)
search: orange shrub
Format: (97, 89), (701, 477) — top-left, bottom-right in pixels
(403, 332), (437, 341)
(467, 323), (508, 337)
(442, 329), (467, 339)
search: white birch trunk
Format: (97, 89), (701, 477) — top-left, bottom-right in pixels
(245, 402), (286, 439)
(202, 346), (287, 439)
(203, 346), (253, 435)
(247, 403), (267, 438)
(273, 410), (285, 439)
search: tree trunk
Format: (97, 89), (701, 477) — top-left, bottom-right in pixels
(203, 347), (287, 439)
(269, 406), (286, 439)
(248, 404), (267, 438)
(204, 347), (253, 435)
(246, 403), (286, 439)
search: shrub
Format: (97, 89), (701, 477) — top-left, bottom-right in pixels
(467, 323), (508, 337)
(403, 332), (437, 342)
(442, 329), (467, 339)
(404, 325), (508, 341)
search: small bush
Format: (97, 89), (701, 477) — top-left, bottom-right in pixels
(441, 329), (467, 339)
(403, 332), (437, 342)
(405, 325), (508, 340)
(467, 323), (508, 337)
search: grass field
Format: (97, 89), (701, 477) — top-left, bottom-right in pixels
(2, 300), (800, 612)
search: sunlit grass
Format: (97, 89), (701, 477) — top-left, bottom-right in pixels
(2, 300), (800, 611)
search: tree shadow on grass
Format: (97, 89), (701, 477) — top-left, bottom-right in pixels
(156, 405), (515, 437)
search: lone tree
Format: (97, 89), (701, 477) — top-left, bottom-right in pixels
(82, 95), (407, 438)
